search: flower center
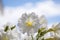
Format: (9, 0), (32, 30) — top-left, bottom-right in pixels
(26, 21), (33, 27)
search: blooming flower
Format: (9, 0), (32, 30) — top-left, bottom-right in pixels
(18, 13), (41, 35)
(51, 23), (60, 38)
(21, 33), (32, 40)
(0, 23), (19, 40)
(39, 15), (47, 28)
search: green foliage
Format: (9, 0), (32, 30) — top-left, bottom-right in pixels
(45, 38), (56, 40)
(4, 25), (16, 32)
(11, 25), (16, 30)
(38, 27), (45, 33)
(36, 27), (55, 40)
(31, 35), (34, 40)
(4, 25), (9, 32)
(41, 38), (45, 40)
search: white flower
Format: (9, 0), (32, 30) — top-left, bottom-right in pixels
(18, 13), (40, 35)
(21, 33), (32, 40)
(0, 23), (20, 40)
(39, 15), (47, 28)
(51, 23), (60, 38)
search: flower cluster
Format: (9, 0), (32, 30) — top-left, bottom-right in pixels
(0, 12), (60, 40)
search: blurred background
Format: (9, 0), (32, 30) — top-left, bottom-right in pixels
(0, 0), (60, 29)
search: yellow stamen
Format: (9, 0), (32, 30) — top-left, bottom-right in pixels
(26, 21), (33, 27)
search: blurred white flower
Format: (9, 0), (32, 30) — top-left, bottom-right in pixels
(51, 23), (60, 38)
(21, 33), (32, 40)
(18, 12), (40, 35)
(39, 15), (47, 28)
(0, 23), (20, 40)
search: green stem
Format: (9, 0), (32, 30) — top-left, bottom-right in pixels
(31, 35), (34, 40)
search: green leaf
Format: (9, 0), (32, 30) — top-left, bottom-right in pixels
(38, 27), (46, 33)
(4, 26), (9, 32)
(42, 38), (45, 40)
(31, 35), (34, 40)
(40, 30), (47, 37)
(11, 25), (16, 30)
(45, 38), (56, 40)
(36, 28), (55, 40)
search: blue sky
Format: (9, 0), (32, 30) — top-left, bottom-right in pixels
(0, 0), (60, 26)
(47, 15), (60, 24)
(3, 0), (60, 6)
(3, 0), (44, 6)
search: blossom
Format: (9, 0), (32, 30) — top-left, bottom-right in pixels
(0, 23), (19, 40)
(39, 15), (47, 28)
(51, 23), (60, 38)
(21, 33), (32, 40)
(17, 13), (41, 35)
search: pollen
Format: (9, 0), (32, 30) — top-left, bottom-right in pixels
(26, 21), (33, 27)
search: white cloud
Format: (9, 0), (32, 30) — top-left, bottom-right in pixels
(0, 0), (60, 26)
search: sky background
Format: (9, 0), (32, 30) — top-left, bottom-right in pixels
(3, 0), (60, 7)
(0, 0), (60, 27)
